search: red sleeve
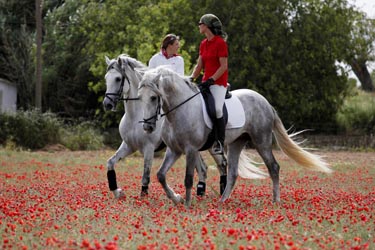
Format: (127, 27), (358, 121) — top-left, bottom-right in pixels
(217, 38), (228, 58)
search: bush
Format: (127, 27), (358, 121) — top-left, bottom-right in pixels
(0, 110), (61, 149)
(59, 121), (104, 150)
(0, 110), (105, 150)
(336, 90), (375, 134)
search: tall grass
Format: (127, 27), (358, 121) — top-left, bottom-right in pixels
(336, 89), (375, 134)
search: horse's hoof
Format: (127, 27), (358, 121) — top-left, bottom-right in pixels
(141, 186), (149, 197)
(113, 188), (125, 199)
(219, 194), (228, 203)
(185, 200), (192, 208)
(172, 194), (184, 205)
(273, 199), (281, 205)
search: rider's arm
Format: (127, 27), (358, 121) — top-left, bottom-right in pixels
(190, 56), (203, 80)
(210, 57), (227, 81)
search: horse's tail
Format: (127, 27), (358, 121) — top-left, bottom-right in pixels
(272, 110), (332, 173)
(238, 151), (269, 179)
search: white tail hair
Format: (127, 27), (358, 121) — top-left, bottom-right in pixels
(238, 151), (269, 179)
(273, 112), (332, 173)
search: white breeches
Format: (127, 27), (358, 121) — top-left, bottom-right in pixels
(209, 84), (227, 118)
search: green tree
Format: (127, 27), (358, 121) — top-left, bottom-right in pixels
(0, 0), (35, 109)
(80, 0), (197, 127)
(199, 0), (353, 131)
(345, 11), (375, 92)
(38, 0), (372, 132)
(43, 0), (98, 117)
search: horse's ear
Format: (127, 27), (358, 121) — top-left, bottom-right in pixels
(154, 73), (162, 88)
(105, 56), (111, 65)
(117, 57), (123, 67)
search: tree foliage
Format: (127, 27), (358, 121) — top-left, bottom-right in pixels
(1, 0), (374, 132)
(0, 0), (35, 109)
(42, 0), (99, 117)
(345, 10), (375, 91)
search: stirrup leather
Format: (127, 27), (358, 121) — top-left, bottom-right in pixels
(212, 140), (224, 155)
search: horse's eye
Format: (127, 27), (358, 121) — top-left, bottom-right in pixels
(151, 96), (157, 101)
(115, 77), (122, 82)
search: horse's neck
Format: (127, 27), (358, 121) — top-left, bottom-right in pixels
(161, 83), (202, 122)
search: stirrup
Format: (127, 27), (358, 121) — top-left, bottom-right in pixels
(212, 141), (224, 155)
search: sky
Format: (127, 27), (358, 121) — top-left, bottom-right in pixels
(349, 0), (375, 18)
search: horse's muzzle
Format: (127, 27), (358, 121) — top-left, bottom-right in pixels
(143, 123), (155, 134)
(103, 98), (116, 111)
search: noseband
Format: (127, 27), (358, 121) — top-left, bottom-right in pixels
(105, 61), (139, 104)
(141, 96), (162, 127)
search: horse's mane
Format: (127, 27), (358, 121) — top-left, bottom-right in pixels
(141, 67), (199, 94)
(117, 54), (148, 73)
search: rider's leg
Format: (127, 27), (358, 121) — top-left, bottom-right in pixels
(209, 85), (227, 154)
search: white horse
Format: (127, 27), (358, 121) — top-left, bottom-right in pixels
(103, 55), (210, 198)
(138, 67), (332, 207)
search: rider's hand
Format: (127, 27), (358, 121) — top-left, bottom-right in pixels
(202, 77), (215, 86)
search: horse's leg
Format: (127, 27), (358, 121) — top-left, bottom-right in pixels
(220, 140), (247, 203)
(256, 147), (280, 203)
(251, 126), (281, 203)
(185, 150), (200, 207)
(107, 141), (135, 198)
(157, 147), (183, 205)
(140, 145), (155, 196)
(209, 151), (228, 195)
(196, 153), (207, 196)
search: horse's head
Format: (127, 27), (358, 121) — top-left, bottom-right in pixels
(103, 55), (144, 111)
(138, 70), (163, 133)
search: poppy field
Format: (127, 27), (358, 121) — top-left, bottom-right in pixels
(1, 148), (374, 249)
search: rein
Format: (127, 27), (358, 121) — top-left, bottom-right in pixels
(141, 91), (201, 126)
(161, 91), (201, 117)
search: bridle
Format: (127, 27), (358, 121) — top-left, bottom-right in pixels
(141, 87), (201, 126)
(104, 60), (139, 104)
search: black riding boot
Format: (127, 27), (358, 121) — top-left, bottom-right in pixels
(212, 117), (226, 155)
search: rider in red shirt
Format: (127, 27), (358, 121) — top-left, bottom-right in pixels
(200, 35), (228, 87)
(191, 14), (228, 155)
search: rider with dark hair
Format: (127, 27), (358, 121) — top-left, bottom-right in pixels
(191, 14), (228, 155)
(149, 34), (184, 76)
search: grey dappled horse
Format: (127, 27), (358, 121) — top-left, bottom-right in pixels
(103, 55), (210, 198)
(138, 67), (332, 207)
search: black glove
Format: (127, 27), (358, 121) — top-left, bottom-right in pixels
(202, 78), (215, 86)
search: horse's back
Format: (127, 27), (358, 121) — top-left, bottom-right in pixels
(233, 89), (274, 115)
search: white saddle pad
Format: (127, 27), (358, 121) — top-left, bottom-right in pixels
(200, 94), (245, 129)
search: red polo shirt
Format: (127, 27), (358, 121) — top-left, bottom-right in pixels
(200, 35), (228, 87)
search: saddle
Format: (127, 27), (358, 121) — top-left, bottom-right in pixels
(198, 83), (230, 151)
